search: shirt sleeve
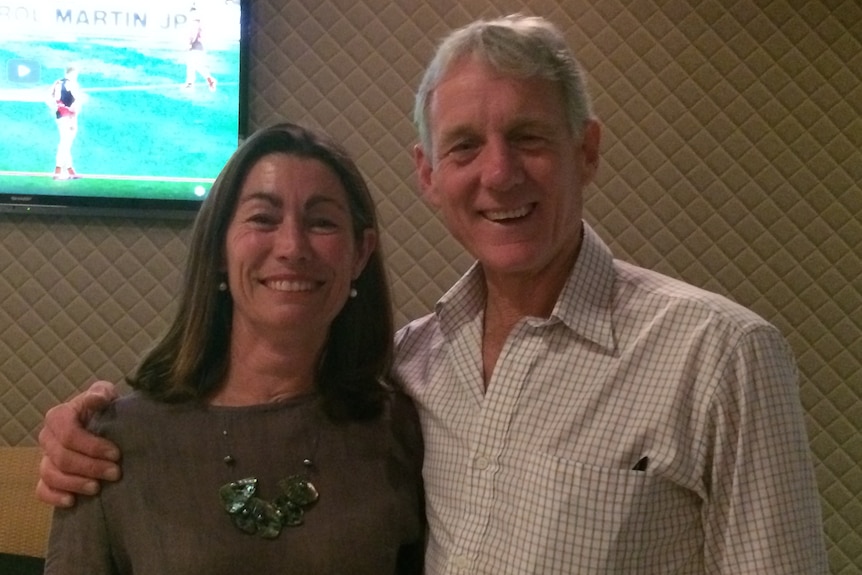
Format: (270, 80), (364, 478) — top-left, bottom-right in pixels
(703, 325), (828, 574)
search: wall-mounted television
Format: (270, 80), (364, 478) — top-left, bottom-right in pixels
(0, 0), (248, 218)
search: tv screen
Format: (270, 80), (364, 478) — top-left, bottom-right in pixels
(0, 0), (247, 217)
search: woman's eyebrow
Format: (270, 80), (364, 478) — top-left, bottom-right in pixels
(238, 190), (281, 207)
(305, 194), (347, 211)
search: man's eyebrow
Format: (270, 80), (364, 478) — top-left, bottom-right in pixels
(506, 117), (559, 135)
(437, 125), (477, 144)
(437, 117), (557, 144)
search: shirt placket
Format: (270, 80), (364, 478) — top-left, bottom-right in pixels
(445, 323), (540, 574)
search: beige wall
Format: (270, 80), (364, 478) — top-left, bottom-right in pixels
(1, 0), (859, 570)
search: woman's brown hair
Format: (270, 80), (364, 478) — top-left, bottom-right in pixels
(128, 122), (393, 420)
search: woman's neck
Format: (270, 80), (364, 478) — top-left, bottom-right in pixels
(208, 323), (323, 407)
(208, 379), (315, 406)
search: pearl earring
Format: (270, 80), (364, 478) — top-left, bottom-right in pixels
(218, 281), (228, 292)
(349, 287), (358, 298)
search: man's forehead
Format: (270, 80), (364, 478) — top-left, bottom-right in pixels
(429, 70), (564, 127)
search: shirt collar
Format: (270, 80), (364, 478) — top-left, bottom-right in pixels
(551, 223), (617, 352)
(435, 222), (617, 353)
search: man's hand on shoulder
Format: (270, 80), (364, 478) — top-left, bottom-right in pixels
(35, 381), (123, 507)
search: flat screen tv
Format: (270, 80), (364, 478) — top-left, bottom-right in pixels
(0, 0), (248, 218)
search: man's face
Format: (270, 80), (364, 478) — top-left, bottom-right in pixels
(414, 56), (600, 285)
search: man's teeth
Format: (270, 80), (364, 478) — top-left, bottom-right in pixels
(485, 205), (531, 221)
(268, 280), (316, 292)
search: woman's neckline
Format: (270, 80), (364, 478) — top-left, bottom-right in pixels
(203, 390), (320, 413)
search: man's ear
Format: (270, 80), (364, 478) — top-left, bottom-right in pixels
(579, 119), (602, 187)
(413, 143), (440, 208)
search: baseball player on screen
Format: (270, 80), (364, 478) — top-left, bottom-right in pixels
(50, 65), (84, 180)
(185, 6), (217, 91)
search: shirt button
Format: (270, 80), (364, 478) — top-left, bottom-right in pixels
(474, 455), (490, 470)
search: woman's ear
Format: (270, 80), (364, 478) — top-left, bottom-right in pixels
(352, 228), (378, 279)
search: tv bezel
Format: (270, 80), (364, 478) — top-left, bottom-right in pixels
(0, 0), (250, 220)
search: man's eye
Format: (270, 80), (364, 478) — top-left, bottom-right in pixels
(512, 134), (545, 148)
(457, 140), (481, 152)
(446, 140), (479, 160)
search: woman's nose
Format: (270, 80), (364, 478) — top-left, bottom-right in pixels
(273, 222), (310, 261)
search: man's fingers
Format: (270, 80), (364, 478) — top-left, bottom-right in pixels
(35, 478), (76, 508)
(35, 382), (123, 507)
(74, 381), (119, 436)
(42, 394), (120, 463)
(52, 438), (121, 482)
(35, 453), (108, 504)
(85, 380), (119, 405)
(38, 417), (120, 479)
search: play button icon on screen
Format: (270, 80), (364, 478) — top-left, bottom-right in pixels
(7, 59), (40, 83)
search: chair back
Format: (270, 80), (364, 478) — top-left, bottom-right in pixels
(0, 447), (53, 559)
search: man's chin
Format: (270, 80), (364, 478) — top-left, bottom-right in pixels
(475, 251), (547, 278)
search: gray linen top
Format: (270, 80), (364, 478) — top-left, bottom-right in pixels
(44, 390), (425, 574)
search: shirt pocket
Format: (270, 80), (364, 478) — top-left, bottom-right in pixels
(514, 450), (703, 573)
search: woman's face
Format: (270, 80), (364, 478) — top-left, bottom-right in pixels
(224, 152), (376, 341)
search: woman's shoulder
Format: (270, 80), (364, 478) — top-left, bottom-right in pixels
(106, 391), (171, 415)
(91, 391), (196, 433)
(377, 385), (418, 424)
(381, 387), (423, 461)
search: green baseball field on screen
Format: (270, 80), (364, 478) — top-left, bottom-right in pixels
(0, 3), (242, 204)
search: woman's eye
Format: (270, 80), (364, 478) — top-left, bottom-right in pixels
(308, 216), (340, 231)
(247, 212), (278, 226)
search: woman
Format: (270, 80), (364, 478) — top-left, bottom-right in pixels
(43, 123), (425, 574)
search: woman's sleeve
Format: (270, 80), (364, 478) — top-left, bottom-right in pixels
(43, 494), (116, 575)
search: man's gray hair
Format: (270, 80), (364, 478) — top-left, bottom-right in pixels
(413, 14), (594, 154)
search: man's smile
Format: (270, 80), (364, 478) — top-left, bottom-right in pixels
(482, 203), (535, 222)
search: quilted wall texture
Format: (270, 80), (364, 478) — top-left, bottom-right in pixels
(0, 0), (859, 570)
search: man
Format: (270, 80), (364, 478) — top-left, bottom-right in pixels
(37, 15), (828, 574)
(50, 65), (83, 180)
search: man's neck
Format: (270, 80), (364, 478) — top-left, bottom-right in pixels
(480, 242), (582, 387)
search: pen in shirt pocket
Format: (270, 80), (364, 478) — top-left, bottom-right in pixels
(632, 456), (649, 471)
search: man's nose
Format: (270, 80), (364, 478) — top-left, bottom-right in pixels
(479, 139), (524, 191)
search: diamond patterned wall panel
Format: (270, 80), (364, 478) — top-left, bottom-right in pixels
(0, 0), (859, 570)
